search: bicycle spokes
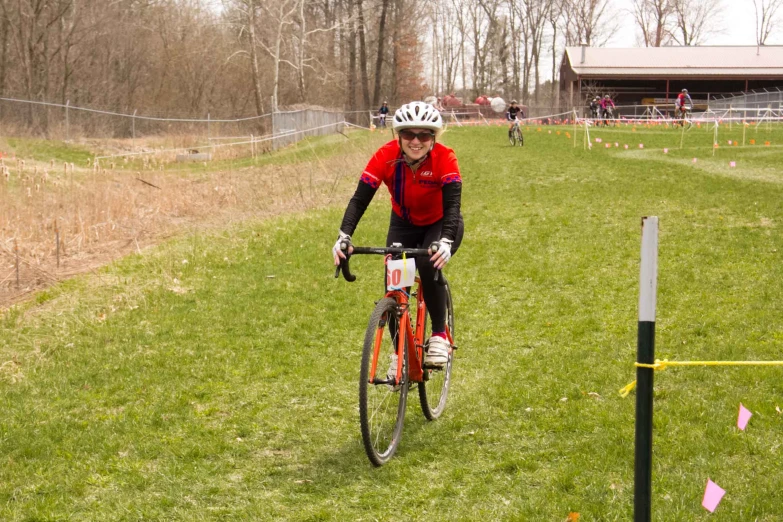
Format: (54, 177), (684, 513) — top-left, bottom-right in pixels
(360, 298), (408, 466)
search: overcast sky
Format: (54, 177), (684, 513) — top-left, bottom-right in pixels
(608, 0), (782, 47)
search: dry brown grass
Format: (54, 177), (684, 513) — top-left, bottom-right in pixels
(0, 131), (386, 307)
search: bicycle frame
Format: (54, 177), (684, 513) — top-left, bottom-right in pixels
(336, 242), (455, 465)
(335, 243), (452, 386)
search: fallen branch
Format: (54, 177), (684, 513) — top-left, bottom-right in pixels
(136, 177), (162, 190)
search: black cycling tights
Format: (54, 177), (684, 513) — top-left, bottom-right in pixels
(386, 212), (465, 333)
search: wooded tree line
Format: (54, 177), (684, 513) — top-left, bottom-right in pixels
(0, 0), (776, 132)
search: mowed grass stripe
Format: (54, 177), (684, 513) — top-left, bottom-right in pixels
(2, 124), (783, 521)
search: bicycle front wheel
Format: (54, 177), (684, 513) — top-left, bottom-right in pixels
(516, 129), (524, 146)
(359, 297), (409, 466)
(419, 282), (454, 420)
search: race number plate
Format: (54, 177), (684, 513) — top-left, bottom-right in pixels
(386, 258), (416, 290)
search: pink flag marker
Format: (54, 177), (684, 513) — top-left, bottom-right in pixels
(738, 403), (752, 430)
(702, 479), (726, 513)
(729, 161), (736, 168)
(639, 144), (644, 149)
(728, 140), (733, 145)
(615, 142), (619, 147)
(692, 158), (698, 163)
(606, 143), (611, 148)
(663, 148), (668, 153)
(624, 144), (629, 149)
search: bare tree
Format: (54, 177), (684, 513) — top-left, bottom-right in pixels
(371, 0), (390, 107)
(753, 0), (783, 45)
(671, 0), (724, 45)
(2, 0), (74, 131)
(0, 3), (10, 114)
(356, 0), (370, 107)
(434, 0), (462, 95)
(467, 0), (496, 98)
(0, 0), (436, 132)
(549, 0), (563, 103)
(224, 0), (267, 115)
(523, 0), (553, 103)
(509, 0), (533, 101)
(632, 0), (675, 47)
(561, 0), (615, 46)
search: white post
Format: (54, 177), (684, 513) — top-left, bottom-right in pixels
(635, 216), (658, 521)
(713, 118), (719, 157)
(132, 109), (137, 151)
(639, 217), (658, 323)
(573, 108), (577, 148)
(65, 100), (70, 142)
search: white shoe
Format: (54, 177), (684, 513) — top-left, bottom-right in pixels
(424, 336), (450, 368)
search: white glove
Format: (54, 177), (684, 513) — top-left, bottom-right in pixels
(332, 231), (352, 265)
(430, 238), (453, 269)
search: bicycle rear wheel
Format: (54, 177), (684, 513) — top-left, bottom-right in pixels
(418, 282), (454, 420)
(359, 297), (408, 466)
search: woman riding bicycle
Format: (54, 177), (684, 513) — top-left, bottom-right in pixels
(332, 101), (464, 368)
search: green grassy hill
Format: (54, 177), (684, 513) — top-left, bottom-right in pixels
(2, 123), (783, 521)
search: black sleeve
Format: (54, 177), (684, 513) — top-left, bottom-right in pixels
(339, 181), (378, 236)
(441, 182), (462, 242)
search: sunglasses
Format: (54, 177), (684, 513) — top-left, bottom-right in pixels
(398, 130), (435, 143)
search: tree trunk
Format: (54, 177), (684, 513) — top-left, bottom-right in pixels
(0, 13), (8, 118)
(272, 13), (285, 112)
(297, 0), (306, 102)
(357, 0), (370, 109)
(248, 1), (265, 115)
(347, 0), (357, 116)
(391, 0), (401, 104)
(371, 0), (389, 107)
(551, 18), (557, 106)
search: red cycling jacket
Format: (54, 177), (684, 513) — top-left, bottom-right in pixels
(360, 140), (462, 226)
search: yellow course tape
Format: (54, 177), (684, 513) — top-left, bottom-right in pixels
(619, 359), (783, 398)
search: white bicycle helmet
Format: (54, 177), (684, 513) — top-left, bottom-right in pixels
(392, 101), (443, 132)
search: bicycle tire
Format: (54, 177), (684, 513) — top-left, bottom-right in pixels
(359, 297), (409, 466)
(418, 282), (454, 420)
(509, 131), (516, 146)
(516, 129), (524, 146)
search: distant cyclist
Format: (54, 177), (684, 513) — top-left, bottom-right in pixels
(589, 96), (600, 121)
(674, 89), (693, 126)
(378, 101), (390, 128)
(600, 94), (616, 126)
(506, 100), (524, 139)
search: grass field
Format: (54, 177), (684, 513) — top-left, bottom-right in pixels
(2, 121), (783, 520)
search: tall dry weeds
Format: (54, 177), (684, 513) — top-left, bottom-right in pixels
(0, 133), (387, 306)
